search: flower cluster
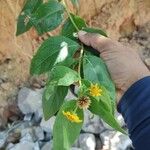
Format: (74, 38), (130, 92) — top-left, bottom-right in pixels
(63, 83), (103, 123)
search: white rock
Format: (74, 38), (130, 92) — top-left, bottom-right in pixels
(44, 132), (53, 141)
(34, 126), (44, 141)
(116, 112), (125, 127)
(18, 87), (43, 115)
(65, 89), (76, 100)
(40, 116), (56, 133)
(33, 110), (43, 123)
(82, 110), (104, 134)
(20, 132), (34, 142)
(42, 141), (53, 150)
(20, 125), (44, 143)
(24, 113), (33, 121)
(78, 133), (96, 150)
(6, 143), (14, 150)
(0, 132), (6, 148)
(100, 130), (115, 150)
(9, 141), (39, 150)
(100, 130), (132, 150)
(0, 139), (5, 149)
(71, 148), (82, 150)
(95, 137), (102, 150)
(34, 142), (40, 150)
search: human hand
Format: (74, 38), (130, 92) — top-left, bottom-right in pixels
(78, 31), (150, 102)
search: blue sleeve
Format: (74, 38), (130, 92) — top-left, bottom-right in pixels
(117, 76), (150, 150)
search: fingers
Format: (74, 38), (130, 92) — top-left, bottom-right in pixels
(78, 31), (113, 53)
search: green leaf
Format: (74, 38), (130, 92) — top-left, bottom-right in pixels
(30, 36), (80, 75)
(31, 0), (64, 35)
(53, 100), (83, 150)
(83, 55), (116, 114)
(83, 45), (100, 57)
(56, 57), (77, 67)
(61, 13), (87, 40)
(16, 0), (43, 35)
(50, 66), (80, 86)
(83, 55), (115, 100)
(42, 82), (68, 120)
(82, 27), (108, 37)
(99, 86), (113, 113)
(89, 97), (126, 134)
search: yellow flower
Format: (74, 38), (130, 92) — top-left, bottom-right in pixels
(89, 83), (102, 97)
(62, 111), (82, 123)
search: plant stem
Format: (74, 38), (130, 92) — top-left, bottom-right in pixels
(73, 106), (78, 113)
(78, 46), (84, 86)
(62, 0), (79, 31)
(62, 0), (84, 86)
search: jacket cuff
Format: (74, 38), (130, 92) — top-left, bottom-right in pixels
(117, 76), (150, 133)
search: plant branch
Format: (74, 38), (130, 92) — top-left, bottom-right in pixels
(78, 46), (84, 86)
(62, 0), (79, 31)
(62, 0), (84, 86)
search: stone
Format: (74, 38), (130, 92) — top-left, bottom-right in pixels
(0, 140), (5, 149)
(21, 126), (44, 142)
(8, 141), (39, 150)
(20, 132), (34, 142)
(95, 137), (102, 150)
(100, 130), (132, 150)
(78, 133), (96, 150)
(82, 110), (104, 134)
(65, 89), (76, 100)
(42, 140), (53, 150)
(14, 121), (33, 131)
(40, 116), (55, 133)
(34, 142), (40, 150)
(71, 148), (82, 150)
(24, 113), (33, 121)
(100, 130), (115, 150)
(111, 133), (132, 150)
(7, 129), (21, 143)
(32, 110), (43, 124)
(6, 143), (14, 149)
(0, 85), (19, 129)
(34, 126), (44, 141)
(116, 112), (126, 127)
(17, 87), (43, 115)
(38, 141), (46, 148)
(0, 132), (6, 148)
(44, 132), (53, 141)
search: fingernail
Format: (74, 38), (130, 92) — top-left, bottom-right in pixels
(78, 30), (87, 36)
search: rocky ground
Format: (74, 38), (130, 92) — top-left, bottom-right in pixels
(0, 87), (132, 150)
(0, 22), (150, 150)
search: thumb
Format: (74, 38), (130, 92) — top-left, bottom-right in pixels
(78, 31), (112, 53)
